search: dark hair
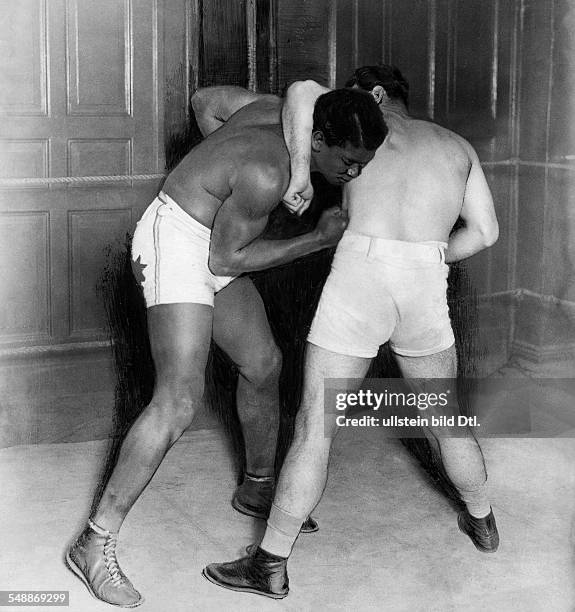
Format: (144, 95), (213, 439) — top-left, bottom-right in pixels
(312, 88), (388, 151)
(345, 64), (409, 108)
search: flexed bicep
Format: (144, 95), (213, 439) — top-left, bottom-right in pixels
(209, 195), (269, 276)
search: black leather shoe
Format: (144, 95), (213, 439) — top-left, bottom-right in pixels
(232, 474), (319, 533)
(458, 508), (499, 553)
(232, 474), (274, 519)
(203, 547), (289, 599)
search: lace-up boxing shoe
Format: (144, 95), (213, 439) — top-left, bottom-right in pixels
(458, 508), (499, 553)
(232, 473), (319, 533)
(65, 519), (143, 608)
(203, 546), (289, 599)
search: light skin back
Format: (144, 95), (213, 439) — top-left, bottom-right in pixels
(280, 80), (498, 263)
(344, 113), (473, 242)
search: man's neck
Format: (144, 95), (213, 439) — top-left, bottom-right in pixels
(380, 102), (410, 121)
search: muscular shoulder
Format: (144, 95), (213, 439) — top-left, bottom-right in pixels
(231, 143), (289, 211)
(414, 122), (474, 170)
(432, 124), (476, 164)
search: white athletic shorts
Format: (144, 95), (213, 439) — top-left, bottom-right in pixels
(131, 191), (236, 307)
(307, 231), (455, 358)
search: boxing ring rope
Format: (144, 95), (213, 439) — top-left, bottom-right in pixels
(0, 174), (166, 187)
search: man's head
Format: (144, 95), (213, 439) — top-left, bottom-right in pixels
(310, 88), (388, 185)
(345, 64), (409, 109)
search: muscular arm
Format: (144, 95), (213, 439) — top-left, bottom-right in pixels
(209, 163), (346, 276)
(192, 86), (280, 137)
(282, 80), (331, 213)
(445, 145), (499, 263)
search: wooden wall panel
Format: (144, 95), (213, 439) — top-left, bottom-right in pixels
(0, 0), (163, 351)
(0, 212), (50, 342)
(357, 0), (384, 68)
(386, 0), (432, 119)
(255, 0), (276, 92)
(276, 0), (331, 87)
(335, 0), (355, 87)
(67, 139), (132, 178)
(164, 0), (195, 148)
(543, 168), (575, 302)
(549, 0), (575, 163)
(0, 139), (49, 179)
(446, 2), (495, 127)
(201, 0), (248, 87)
(66, 0), (132, 116)
(516, 165), (546, 295)
(518, 1), (554, 162)
(68, 207), (132, 337)
(0, 0), (48, 116)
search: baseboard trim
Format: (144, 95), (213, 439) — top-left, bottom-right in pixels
(0, 340), (112, 361)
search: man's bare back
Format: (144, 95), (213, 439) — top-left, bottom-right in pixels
(280, 73), (498, 263)
(345, 115), (473, 243)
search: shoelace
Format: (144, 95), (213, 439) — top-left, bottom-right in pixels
(103, 534), (127, 586)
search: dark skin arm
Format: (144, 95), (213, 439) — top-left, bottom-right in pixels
(209, 162), (347, 276)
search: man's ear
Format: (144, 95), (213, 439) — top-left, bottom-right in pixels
(371, 85), (386, 105)
(311, 130), (324, 152)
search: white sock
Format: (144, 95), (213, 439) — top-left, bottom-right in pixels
(459, 480), (491, 518)
(259, 503), (305, 558)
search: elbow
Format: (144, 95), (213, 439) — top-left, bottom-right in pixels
(208, 253), (240, 277)
(191, 90), (204, 117)
(482, 220), (499, 248)
(287, 79), (321, 98)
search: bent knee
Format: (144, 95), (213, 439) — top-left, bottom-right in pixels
(241, 344), (282, 386)
(152, 384), (204, 437)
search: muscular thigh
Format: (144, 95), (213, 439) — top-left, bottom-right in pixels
(147, 302), (213, 387)
(212, 277), (277, 369)
(300, 343), (372, 438)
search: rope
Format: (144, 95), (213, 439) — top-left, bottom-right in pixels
(0, 173), (166, 187)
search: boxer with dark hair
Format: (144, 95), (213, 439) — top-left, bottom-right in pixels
(65, 87), (387, 608)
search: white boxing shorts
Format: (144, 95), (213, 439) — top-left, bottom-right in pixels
(307, 231), (455, 358)
(131, 191), (236, 307)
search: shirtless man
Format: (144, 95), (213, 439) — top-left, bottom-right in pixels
(202, 65), (500, 599)
(65, 87), (387, 607)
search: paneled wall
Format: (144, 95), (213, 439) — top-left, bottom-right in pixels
(0, 0), (166, 352)
(513, 0), (575, 361)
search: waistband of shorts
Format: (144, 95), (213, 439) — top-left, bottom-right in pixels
(338, 231), (448, 264)
(155, 191), (212, 238)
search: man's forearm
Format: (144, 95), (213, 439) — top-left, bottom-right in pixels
(282, 80), (330, 180)
(445, 226), (498, 263)
(210, 230), (329, 276)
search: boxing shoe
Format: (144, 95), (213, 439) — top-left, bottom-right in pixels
(457, 508), (499, 553)
(232, 473), (319, 533)
(203, 546), (289, 599)
(65, 519), (143, 608)
(232, 474), (274, 519)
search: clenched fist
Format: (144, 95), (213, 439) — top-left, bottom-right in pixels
(282, 175), (314, 216)
(315, 206), (349, 247)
